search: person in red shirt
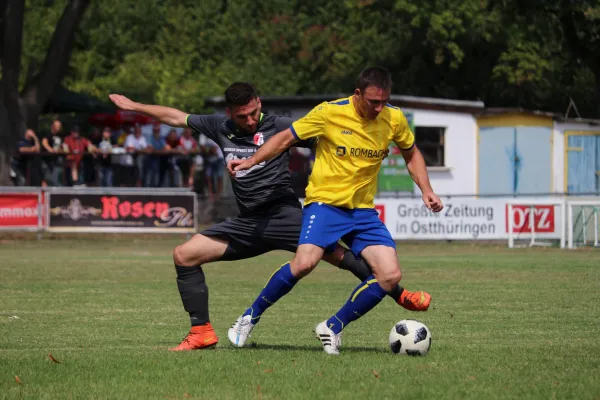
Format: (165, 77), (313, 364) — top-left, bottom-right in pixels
(176, 127), (199, 187)
(63, 125), (97, 186)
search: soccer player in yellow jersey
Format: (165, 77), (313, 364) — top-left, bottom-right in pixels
(227, 67), (443, 354)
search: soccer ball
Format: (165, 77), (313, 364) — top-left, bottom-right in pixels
(389, 319), (432, 356)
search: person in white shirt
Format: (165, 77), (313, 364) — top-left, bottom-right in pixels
(97, 127), (116, 187)
(124, 124), (150, 186)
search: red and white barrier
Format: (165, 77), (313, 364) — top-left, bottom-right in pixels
(0, 190), (44, 232)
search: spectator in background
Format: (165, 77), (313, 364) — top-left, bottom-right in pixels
(165, 128), (181, 187)
(113, 125), (132, 186)
(116, 125), (131, 147)
(97, 127), (115, 187)
(289, 146), (312, 198)
(201, 135), (224, 199)
(63, 125), (97, 187)
(146, 126), (168, 187)
(191, 132), (209, 197)
(40, 119), (64, 186)
(124, 124), (149, 187)
(11, 129), (41, 186)
(176, 127), (199, 187)
(84, 127), (102, 186)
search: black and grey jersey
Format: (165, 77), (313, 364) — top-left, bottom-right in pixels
(187, 113), (313, 215)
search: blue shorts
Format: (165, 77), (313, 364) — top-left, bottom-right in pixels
(298, 202), (396, 257)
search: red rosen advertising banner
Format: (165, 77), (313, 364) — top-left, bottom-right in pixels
(47, 193), (196, 233)
(0, 193), (41, 229)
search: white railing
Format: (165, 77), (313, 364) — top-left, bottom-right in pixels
(567, 200), (600, 249)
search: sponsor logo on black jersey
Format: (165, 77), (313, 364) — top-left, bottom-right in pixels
(253, 132), (264, 146)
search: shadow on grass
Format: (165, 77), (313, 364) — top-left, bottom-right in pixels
(217, 343), (388, 354)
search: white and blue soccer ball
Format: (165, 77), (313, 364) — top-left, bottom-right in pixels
(389, 319), (432, 356)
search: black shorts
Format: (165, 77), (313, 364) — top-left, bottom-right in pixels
(200, 202), (304, 261)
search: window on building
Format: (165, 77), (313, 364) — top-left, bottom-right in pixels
(414, 126), (445, 167)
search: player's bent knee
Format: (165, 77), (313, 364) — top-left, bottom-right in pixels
(173, 234), (203, 266)
(290, 257), (319, 278)
(172, 245), (188, 266)
(378, 268), (402, 291)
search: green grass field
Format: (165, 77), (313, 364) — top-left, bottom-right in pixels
(1, 237), (599, 399)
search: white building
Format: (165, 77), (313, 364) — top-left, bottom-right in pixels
(204, 95), (600, 197)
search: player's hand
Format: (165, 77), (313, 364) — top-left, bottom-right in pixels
(422, 191), (443, 213)
(109, 94), (138, 111)
(227, 158), (254, 177)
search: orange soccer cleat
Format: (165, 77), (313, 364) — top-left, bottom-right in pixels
(397, 290), (431, 312)
(169, 323), (219, 351)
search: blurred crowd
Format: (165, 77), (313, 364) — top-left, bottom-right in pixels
(10, 119), (228, 199)
(10, 118), (313, 199)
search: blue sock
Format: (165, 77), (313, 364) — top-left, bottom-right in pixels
(326, 275), (387, 334)
(243, 263), (298, 323)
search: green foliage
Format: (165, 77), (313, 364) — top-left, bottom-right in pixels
(17, 0), (600, 117)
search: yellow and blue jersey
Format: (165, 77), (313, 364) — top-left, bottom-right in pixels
(290, 96), (414, 209)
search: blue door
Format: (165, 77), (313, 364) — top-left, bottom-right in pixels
(515, 127), (552, 194)
(479, 126), (552, 195)
(566, 134), (600, 194)
(478, 127), (515, 195)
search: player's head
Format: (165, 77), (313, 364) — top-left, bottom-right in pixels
(225, 82), (262, 134)
(354, 66), (392, 120)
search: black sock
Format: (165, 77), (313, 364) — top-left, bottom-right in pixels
(338, 251), (404, 301)
(175, 265), (209, 326)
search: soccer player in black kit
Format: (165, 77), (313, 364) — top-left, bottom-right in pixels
(109, 83), (431, 351)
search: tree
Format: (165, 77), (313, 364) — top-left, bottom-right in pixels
(559, 0), (600, 116)
(0, 0), (90, 185)
(9, 0), (596, 149)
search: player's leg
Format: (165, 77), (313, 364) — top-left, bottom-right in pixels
(246, 243), (324, 321)
(170, 217), (270, 351)
(315, 209), (413, 354)
(259, 202), (366, 281)
(316, 245), (400, 355)
(169, 233), (227, 351)
(228, 203), (348, 347)
(260, 202), (425, 309)
(321, 246), (430, 311)
(228, 243), (324, 347)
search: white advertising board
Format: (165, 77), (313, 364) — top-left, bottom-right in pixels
(374, 197), (563, 240)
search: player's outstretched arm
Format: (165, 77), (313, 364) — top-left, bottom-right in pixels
(109, 94), (188, 128)
(228, 128), (298, 175)
(401, 145), (443, 213)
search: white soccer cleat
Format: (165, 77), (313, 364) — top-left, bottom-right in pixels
(314, 321), (342, 355)
(228, 315), (256, 347)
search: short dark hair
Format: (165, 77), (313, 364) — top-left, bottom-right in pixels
(356, 66), (392, 92)
(224, 82), (258, 107)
